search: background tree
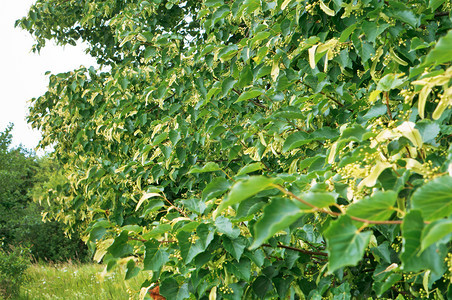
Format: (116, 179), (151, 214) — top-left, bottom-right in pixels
(0, 124), (89, 262)
(17, 0), (452, 298)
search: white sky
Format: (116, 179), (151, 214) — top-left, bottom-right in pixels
(0, 0), (98, 154)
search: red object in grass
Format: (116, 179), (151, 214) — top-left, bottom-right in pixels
(149, 285), (165, 300)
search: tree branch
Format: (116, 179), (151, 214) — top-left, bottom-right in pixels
(384, 92), (393, 121)
(299, 80), (354, 112)
(129, 237), (176, 243)
(272, 184), (404, 225)
(435, 11), (449, 18)
(261, 243), (328, 257)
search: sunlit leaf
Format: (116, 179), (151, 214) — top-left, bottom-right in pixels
(324, 216), (372, 273)
(412, 176), (452, 221)
(217, 176), (275, 214)
(250, 198), (304, 249)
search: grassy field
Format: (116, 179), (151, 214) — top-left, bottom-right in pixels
(18, 262), (151, 300)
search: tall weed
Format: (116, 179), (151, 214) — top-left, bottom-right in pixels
(19, 262), (150, 299)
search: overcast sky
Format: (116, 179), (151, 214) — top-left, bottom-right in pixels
(0, 0), (98, 154)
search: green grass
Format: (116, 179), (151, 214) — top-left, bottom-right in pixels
(18, 262), (150, 300)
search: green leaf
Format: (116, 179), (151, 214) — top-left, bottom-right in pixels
(221, 77), (237, 97)
(237, 65), (253, 88)
(423, 29), (452, 67)
(143, 240), (169, 271)
(215, 216), (240, 238)
(296, 192), (336, 210)
(415, 120), (440, 144)
(339, 24), (357, 43)
(142, 224), (171, 239)
(340, 124), (369, 141)
(201, 44), (216, 56)
(202, 177), (232, 201)
(346, 191), (397, 223)
(373, 273), (403, 297)
(363, 104), (387, 119)
(411, 176), (452, 221)
(251, 31), (271, 43)
(311, 127), (339, 140)
(273, 276), (294, 299)
(410, 37), (434, 51)
(331, 283), (351, 299)
(252, 276), (273, 298)
(177, 230), (205, 264)
(324, 215), (372, 273)
(395, 10), (419, 28)
(319, 0), (335, 16)
(371, 241), (393, 264)
(298, 155), (324, 171)
(235, 89), (264, 103)
(189, 162), (221, 174)
(223, 236), (247, 261)
(204, 0), (224, 8)
(160, 279), (189, 300)
(236, 162), (265, 176)
(400, 210), (447, 275)
(282, 131), (311, 152)
(107, 231), (133, 258)
(273, 110), (305, 119)
(169, 130), (181, 145)
(125, 259), (141, 280)
(89, 227), (107, 242)
(181, 198), (206, 215)
(152, 132), (168, 145)
(217, 176), (275, 214)
(212, 5), (230, 25)
(121, 225), (142, 233)
(226, 257), (251, 281)
(136, 192), (162, 212)
(250, 198), (303, 249)
(197, 223), (215, 249)
(428, 0), (447, 11)
(255, 65), (271, 79)
(178, 221), (200, 233)
(234, 197), (266, 221)
(219, 44), (238, 62)
(377, 74), (406, 91)
(245, 248), (265, 267)
(420, 219), (452, 252)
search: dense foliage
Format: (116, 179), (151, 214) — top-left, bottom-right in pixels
(18, 0), (452, 298)
(0, 246), (30, 299)
(0, 125), (89, 262)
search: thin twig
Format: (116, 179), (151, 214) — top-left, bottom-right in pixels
(261, 243), (328, 257)
(225, 124), (247, 149)
(299, 80), (352, 111)
(272, 184), (404, 225)
(211, 75), (267, 108)
(196, 158), (240, 163)
(435, 11), (449, 18)
(300, 238), (323, 251)
(384, 92), (393, 120)
(163, 196), (187, 217)
(129, 237), (177, 243)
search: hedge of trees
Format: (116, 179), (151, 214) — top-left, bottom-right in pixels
(16, 0), (452, 298)
(0, 125), (89, 262)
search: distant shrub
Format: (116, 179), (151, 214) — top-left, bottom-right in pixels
(0, 246), (30, 299)
(29, 220), (90, 263)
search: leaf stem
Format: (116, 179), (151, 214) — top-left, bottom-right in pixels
(162, 194), (187, 217)
(384, 92), (393, 120)
(272, 184), (403, 225)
